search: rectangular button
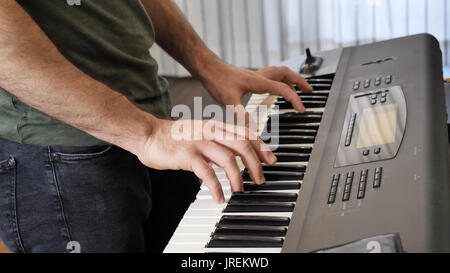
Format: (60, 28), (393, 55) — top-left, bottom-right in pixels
(344, 184), (352, 193)
(330, 186), (338, 195)
(347, 171), (355, 179)
(357, 190), (365, 199)
(386, 75), (392, 84)
(345, 114), (357, 147)
(373, 179), (381, 188)
(375, 77), (382, 86)
(359, 182), (366, 191)
(373, 168), (382, 188)
(343, 192), (351, 202)
(332, 179), (340, 187)
(328, 194), (336, 204)
(345, 138), (351, 147)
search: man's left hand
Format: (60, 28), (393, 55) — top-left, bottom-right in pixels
(200, 62), (313, 113)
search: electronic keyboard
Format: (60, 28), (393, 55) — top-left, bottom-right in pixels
(165, 34), (450, 253)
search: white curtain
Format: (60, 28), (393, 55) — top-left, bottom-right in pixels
(150, 0), (450, 77)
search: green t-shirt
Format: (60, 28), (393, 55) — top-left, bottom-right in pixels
(0, 0), (171, 146)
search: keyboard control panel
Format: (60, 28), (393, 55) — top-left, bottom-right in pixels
(335, 86), (407, 168)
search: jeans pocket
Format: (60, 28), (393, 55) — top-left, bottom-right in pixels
(0, 157), (24, 253)
(53, 145), (114, 161)
(49, 147), (152, 252)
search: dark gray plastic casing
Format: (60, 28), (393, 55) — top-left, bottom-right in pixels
(283, 34), (450, 253)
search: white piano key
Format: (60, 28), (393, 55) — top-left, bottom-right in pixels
(177, 217), (219, 226)
(165, 239), (283, 253)
(188, 201), (226, 211)
(203, 248), (282, 254)
(164, 244), (206, 253)
(197, 188), (232, 197)
(174, 225), (217, 234)
(169, 234), (212, 244)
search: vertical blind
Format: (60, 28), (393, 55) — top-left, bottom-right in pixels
(150, 0), (450, 77)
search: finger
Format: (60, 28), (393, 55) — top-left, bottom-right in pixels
(279, 66), (313, 93)
(259, 79), (307, 113)
(211, 120), (257, 141)
(259, 66), (313, 93)
(213, 138), (265, 185)
(191, 156), (225, 204)
(213, 119), (273, 166)
(201, 142), (244, 193)
(250, 138), (277, 166)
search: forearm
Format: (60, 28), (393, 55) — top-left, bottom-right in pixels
(0, 1), (154, 155)
(141, 0), (222, 79)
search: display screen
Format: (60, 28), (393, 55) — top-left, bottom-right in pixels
(357, 104), (398, 148)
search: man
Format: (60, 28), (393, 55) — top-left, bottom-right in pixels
(0, 0), (312, 253)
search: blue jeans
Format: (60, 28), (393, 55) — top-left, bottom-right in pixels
(0, 137), (200, 253)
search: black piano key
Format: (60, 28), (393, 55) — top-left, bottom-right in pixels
(266, 123), (319, 130)
(214, 225), (287, 237)
(307, 78), (333, 84)
(223, 202), (295, 213)
(230, 192), (298, 203)
(273, 147), (313, 154)
(275, 101), (326, 109)
(277, 96), (328, 104)
(273, 153), (310, 163)
(243, 182), (301, 191)
(308, 83), (332, 91)
(299, 95), (329, 101)
(301, 101), (327, 108)
(219, 215), (290, 226)
(206, 235), (284, 248)
(273, 111), (323, 118)
(264, 136), (316, 145)
(269, 113), (322, 124)
(296, 91), (330, 97)
(291, 111), (323, 116)
(263, 129), (317, 136)
(243, 171), (304, 181)
(261, 164), (307, 172)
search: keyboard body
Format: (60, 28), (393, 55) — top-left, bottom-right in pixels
(284, 34), (450, 253)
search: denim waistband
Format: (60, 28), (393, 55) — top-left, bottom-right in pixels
(0, 136), (113, 156)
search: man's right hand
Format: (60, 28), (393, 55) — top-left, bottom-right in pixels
(138, 118), (277, 204)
